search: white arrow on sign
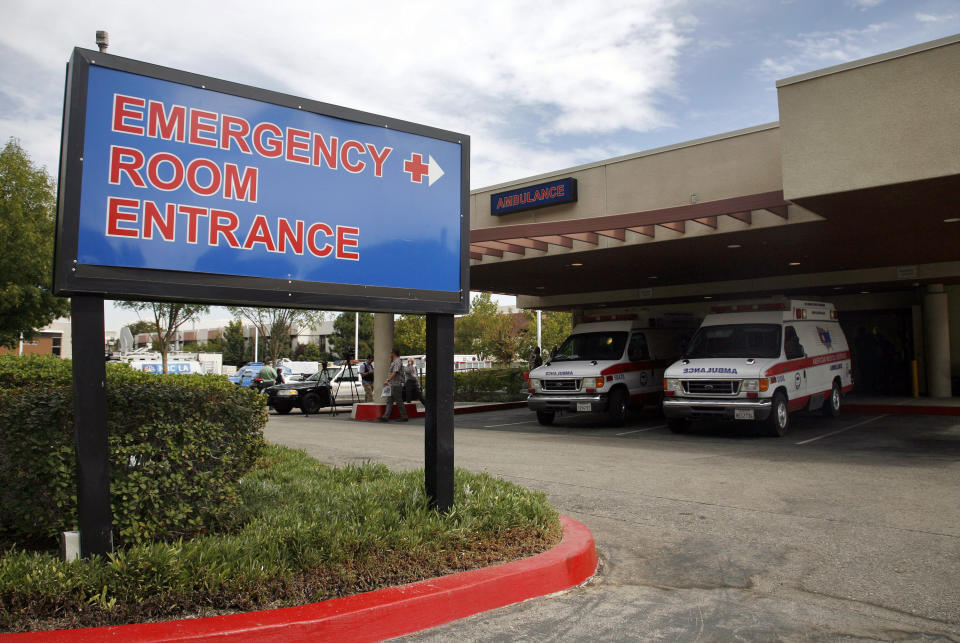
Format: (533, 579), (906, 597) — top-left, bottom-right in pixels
(428, 155), (445, 187)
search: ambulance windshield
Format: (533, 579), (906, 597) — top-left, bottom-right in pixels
(685, 324), (782, 359)
(552, 332), (628, 362)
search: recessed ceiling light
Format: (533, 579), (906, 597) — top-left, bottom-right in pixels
(833, 286), (844, 290)
(648, 275), (658, 279)
(944, 217), (960, 223)
(860, 290), (870, 294)
(788, 261), (801, 266)
(704, 296), (712, 300)
(569, 262), (583, 267)
(535, 286), (545, 290)
(727, 244), (741, 249)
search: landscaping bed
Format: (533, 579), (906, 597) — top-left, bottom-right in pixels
(0, 444), (561, 633)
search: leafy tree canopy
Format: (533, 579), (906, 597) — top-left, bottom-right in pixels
(330, 312), (373, 359)
(394, 314), (425, 355)
(227, 307), (326, 364)
(0, 139), (69, 348)
(125, 320), (157, 337)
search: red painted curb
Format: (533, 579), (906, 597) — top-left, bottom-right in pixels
(845, 403), (960, 416)
(352, 401), (528, 420)
(6, 516), (597, 642)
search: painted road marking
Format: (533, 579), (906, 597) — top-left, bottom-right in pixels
(795, 415), (887, 445)
(617, 425), (666, 436)
(483, 420), (540, 428)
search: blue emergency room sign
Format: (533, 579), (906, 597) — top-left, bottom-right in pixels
(55, 48), (470, 314)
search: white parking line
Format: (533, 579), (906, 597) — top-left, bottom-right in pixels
(794, 415), (888, 445)
(617, 425), (666, 436)
(483, 420), (540, 428)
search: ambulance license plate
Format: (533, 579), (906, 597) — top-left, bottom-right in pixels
(734, 409), (755, 420)
(576, 402), (592, 412)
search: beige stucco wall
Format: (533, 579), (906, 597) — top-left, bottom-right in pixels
(778, 35), (960, 201)
(470, 124), (782, 231)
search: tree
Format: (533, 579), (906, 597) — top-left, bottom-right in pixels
(228, 307), (325, 364)
(330, 312), (374, 359)
(540, 311), (573, 357)
(117, 302), (210, 373)
(125, 320), (157, 337)
(220, 319), (248, 366)
(394, 314), (426, 355)
(0, 139), (70, 348)
(454, 293), (532, 363)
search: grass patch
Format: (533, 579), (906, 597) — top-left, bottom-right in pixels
(0, 444), (561, 633)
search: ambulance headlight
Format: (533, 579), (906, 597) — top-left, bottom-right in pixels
(529, 379), (540, 390)
(663, 378), (682, 393)
(741, 379), (770, 392)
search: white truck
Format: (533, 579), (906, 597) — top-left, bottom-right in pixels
(662, 299), (853, 436)
(527, 315), (693, 426)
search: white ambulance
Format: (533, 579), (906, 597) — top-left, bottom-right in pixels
(527, 314), (694, 426)
(662, 299), (853, 436)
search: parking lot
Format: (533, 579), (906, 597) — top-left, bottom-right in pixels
(265, 405), (960, 640)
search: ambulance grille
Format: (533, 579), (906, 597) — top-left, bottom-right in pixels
(543, 379), (580, 392)
(683, 380), (739, 395)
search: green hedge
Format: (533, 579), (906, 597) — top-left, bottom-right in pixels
(0, 445), (561, 631)
(453, 368), (527, 402)
(0, 356), (266, 549)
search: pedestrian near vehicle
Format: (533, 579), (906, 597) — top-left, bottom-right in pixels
(528, 346), (543, 370)
(257, 360), (277, 391)
(379, 349), (408, 422)
(403, 358), (421, 403)
(359, 354), (375, 402)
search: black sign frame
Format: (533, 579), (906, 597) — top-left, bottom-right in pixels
(54, 48), (470, 315)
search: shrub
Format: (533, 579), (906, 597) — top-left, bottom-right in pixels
(0, 355), (266, 549)
(453, 368), (527, 402)
(0, 445), (561, 632)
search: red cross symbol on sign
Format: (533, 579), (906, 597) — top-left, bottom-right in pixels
(403, 153), (429, 183)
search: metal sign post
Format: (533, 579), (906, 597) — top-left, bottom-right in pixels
(70, 295), (113, 556)
(425, 314), (455, 510)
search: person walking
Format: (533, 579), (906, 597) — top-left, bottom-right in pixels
(379, 349), (408, 422)
(359, 355), (375, 402)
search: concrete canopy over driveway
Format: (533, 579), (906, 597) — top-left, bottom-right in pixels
(468, 35), (960, 308)
(266, 408), (960, 639)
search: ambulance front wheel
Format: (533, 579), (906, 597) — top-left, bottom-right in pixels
(536, 410), (555, 426)
(765, 391), (789, 437)
(608, 388), (628, 426)
(822, 380), (841, 418)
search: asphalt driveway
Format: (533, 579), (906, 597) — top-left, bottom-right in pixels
(265, 406), (960, 640)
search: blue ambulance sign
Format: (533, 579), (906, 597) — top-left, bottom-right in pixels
(55, 48), (470, 314)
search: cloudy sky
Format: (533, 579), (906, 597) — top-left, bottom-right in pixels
(2, 0), (957, 330)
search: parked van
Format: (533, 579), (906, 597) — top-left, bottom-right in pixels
(527, 314), (695, 426)
(662, 299), (853, 436)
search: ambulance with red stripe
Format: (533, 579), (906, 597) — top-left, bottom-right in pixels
(662, 300), (853, 436)
(527, 315), (693, 426)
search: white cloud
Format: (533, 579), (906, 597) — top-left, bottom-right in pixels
(916, 12), (956, 22)
(753, 23), (892, 80)
(0, 0), (690, 187)
(848, 0), (884, 10)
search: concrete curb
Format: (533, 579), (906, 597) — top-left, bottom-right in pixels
(8, 516), (597, 642)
